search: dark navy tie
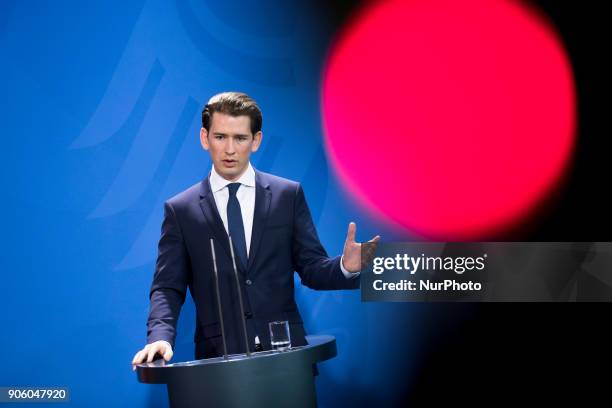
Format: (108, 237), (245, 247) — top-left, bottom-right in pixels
(227, 183), (248, 271)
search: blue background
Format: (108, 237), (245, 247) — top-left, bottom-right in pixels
(0, 1), (454, 406)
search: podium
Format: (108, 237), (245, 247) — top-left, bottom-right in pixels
(136, 335), (337, 408)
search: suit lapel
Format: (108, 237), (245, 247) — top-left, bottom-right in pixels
(198, 176), (233, 262)
(247, 171), (271, 273)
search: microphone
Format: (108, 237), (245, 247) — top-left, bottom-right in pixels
(209, 239), (228, 359)
(228, 235), (252, 357)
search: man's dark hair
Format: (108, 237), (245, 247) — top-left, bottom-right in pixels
(201, 92), (263, 135)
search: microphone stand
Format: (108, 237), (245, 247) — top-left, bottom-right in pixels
(209, 239), (228, 360)
(228, 235), (251, 357)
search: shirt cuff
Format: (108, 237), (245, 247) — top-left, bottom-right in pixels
(340, 255), (360, 279)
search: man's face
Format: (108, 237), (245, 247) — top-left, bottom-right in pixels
(200, 112), (262, 181)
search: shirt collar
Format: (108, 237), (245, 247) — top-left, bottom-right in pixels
(209, 162), (256, 193)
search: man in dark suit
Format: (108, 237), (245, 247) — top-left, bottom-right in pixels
(132, 92), (379, 366)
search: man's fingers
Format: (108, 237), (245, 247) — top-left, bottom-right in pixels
(363, 244), (377, 254)
(163, 346), (173, 361)
(364, 236), (380, 256)
(132, 351), (143, 365)
(346, 222), (356, 243)
(361, 237), (380, 266)
(133, 345), (150, 364)
(146, 345), (160, 363)
(160, 343), (173, 361)
(132, 342), (170, 369)
(362, 249), (376, 262)
(132, 349), (147, 371)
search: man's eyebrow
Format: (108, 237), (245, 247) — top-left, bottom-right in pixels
(212, 132), (250, 137)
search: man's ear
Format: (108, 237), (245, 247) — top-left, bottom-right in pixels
(200, 127), (210, 151)
(251, 131), (263, 152)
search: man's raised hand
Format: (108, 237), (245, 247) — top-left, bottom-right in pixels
(341, 222), (380, 273)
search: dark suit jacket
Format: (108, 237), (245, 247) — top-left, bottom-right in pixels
(147, 169), (360, 359)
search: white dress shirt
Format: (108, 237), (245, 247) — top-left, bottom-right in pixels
(209, 162), (257, 256)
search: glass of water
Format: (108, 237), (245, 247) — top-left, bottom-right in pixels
(269, 320), (291, 351)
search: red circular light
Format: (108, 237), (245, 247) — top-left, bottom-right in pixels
(322, 0), (576, 239)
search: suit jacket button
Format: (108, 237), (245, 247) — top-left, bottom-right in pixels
(245, 279), (252, 285)
(244, 311), (253, 319)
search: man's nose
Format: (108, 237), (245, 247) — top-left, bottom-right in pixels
(225, 138), (236, 155)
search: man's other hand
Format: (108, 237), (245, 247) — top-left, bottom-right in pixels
(342, 222), (381, 273)
(132, 341), (173, 370)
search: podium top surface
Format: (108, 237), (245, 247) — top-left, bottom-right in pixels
(136, 335), (337, 384)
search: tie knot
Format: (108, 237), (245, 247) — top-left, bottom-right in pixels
(227, 183), (241, 197)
